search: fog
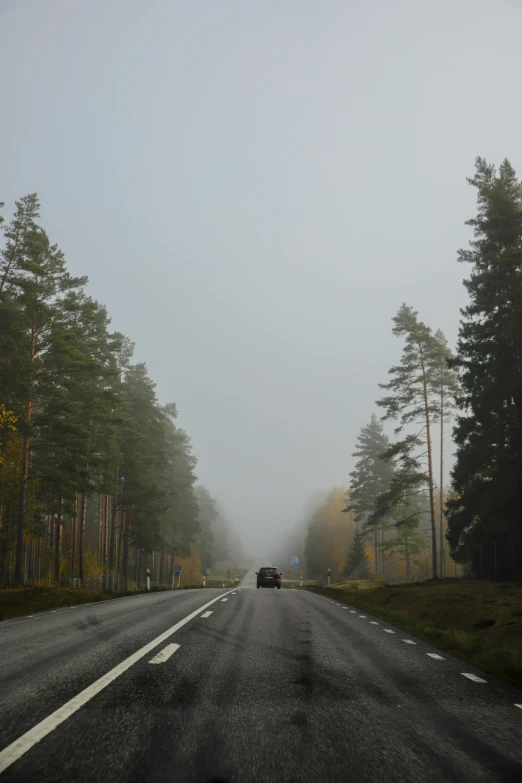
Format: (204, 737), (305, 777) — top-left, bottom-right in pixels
(1, 0), (521, 557)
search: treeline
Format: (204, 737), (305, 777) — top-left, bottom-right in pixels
(0, 194), (242, 589)
(284, 157), (522, 583)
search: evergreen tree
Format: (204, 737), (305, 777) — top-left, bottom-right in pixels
(431, 329), (459, 576)
(0, 195), (86, 581)
(345, 414), (394, 574)
(382, 500), (427, 579)
(447, 158), (522, 579)
(343, 527), (369, 578)
(377, 304), (440, 578)
(194, 485), (217, 572)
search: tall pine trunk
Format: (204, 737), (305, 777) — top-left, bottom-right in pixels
(71, 494), (78, 586)
(122, 505), (132, 592)
(420, 349), (438, 579)
(78, 493), (87, 586)
(103, 494), (109, 590)
(439, 377), (445, 578)
(54, 502), (63, 585)
(117, 504), (125, 589)
(108, 469), (119, 590)
(15, 318), (37, 583)
(15, 405), (31, 583)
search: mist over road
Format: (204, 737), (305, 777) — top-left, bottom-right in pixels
(1, 574), (521, 782)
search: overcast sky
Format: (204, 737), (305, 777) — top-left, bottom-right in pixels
(2, 0), (521, 557)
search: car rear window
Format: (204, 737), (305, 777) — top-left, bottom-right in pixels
(259, 567), (278, 573)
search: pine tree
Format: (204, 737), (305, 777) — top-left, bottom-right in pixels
(0, 195), (86, 582)
(344, 528), (369, 578)
(377, 304), (440, 579)
(431, 330), (459, 577)
(346, 414), (394, 574)
(447, 158), (522, 579)
(382, 499), (427, 579)
(194, 485), (217, 572)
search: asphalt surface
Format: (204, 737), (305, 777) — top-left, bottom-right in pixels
(1, 570), (522, 782)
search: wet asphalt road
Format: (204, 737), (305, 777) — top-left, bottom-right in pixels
(1, 571), (522, 783)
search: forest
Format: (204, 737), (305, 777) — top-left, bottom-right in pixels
(280, 158), (522, 584)
(0, 195), (243, 590)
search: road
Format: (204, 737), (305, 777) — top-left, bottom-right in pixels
(1, 570), (522, 782)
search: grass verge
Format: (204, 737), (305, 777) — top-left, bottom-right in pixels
(304, 580), (522, 690)
(0, 584), (186, 620)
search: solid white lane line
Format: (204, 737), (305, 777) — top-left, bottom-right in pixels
(221, 598), (228, 602)
(402, 639), (416, 644)
(369, 621), (379, 625)
(148, 644), (180, 664)
(201, 611), (213, 618)
(0, 589), (235, 775)
(426, 653), (444, 660)
(383, 629), (395, 634)
(462, 673), (487, 683)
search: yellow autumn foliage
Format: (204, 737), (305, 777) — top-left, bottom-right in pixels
(176, 545), (202, 583)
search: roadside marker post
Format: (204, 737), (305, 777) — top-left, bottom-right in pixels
(146, 568), (151, 592)
(327, 567), (331, 587)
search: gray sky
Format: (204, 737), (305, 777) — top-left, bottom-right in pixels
(2, 0), (521, 556)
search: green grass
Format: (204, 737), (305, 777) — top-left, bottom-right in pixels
(304, 581), (522, 690)
(0, 580), (240, 621)
(0, 584), (175, 620)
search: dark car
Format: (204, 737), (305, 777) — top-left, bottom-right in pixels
(256, 567), (282, 589)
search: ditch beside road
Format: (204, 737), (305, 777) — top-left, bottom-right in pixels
(303, 578), (522, 689)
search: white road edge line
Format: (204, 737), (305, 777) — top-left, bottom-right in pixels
(0, 588), (235, 775)
(201, 611), (213, 618)
(402, 639), (416, 644)
(461, 673), (487, 683)
(148, 643), (180, 664)
(426, 653), (444, 660)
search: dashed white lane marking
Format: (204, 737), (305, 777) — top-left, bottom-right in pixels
(369, 621), (379, 625)
(148, 643), (180, 664)
(342, 607), (349, 610)
(515, 704), (522, 710)
(402, 639), (416, 644)
(231, 592), (236, 595)
(383, 629), (396, 634)
(201, 611), (213, 618)
(0, 588), (235, 775)
(358, 615), (367, 618)
(336, 603), (342, 606)
(462, 673), (487, 683)
(26, 616), (34, 618)
(350, 610), (356, 614)
(427, 653), (444, 660)
(221, 598), (228, 602)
